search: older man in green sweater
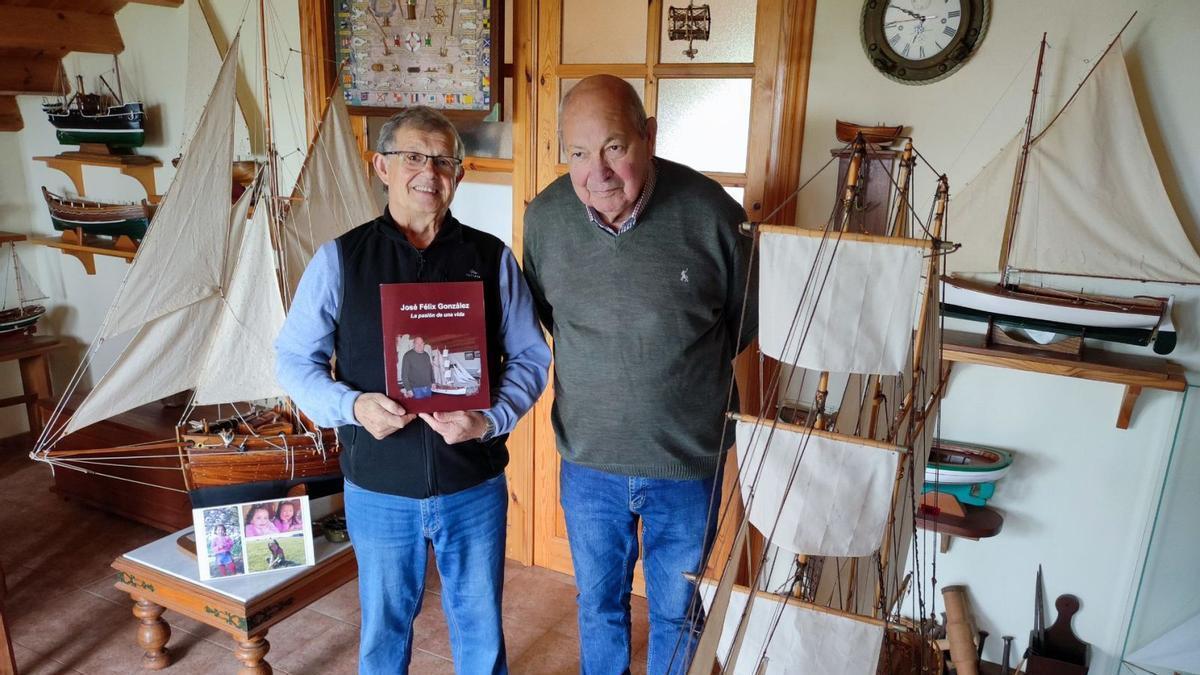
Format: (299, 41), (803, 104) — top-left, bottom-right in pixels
(522, 74), (757, 675)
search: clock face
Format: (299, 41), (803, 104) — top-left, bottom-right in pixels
(861, 0), (989, 84)
(882, 0), (963, 62)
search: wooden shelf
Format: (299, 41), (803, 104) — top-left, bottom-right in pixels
(942, 330), (1187, 429)
(35, 151), (162, 203)
(0, 232), (27, 244)
(31, 233), (136, 275)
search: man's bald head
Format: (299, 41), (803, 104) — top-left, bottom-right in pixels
(560, 75), (649, 139)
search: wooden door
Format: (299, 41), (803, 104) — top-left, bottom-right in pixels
(528, 0), (818, 588)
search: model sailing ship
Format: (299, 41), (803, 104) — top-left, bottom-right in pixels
(0, 240), (48, 336)
(30, 5), (377, 506)
(680, 137), (951, 674)
(942, 20), (1200, 355)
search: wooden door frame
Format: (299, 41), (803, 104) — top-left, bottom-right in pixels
(525, 0), (819, 579)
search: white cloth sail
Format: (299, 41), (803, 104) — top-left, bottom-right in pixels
(759, 229), (923, 375)
(1009, 39), (1200, 282)
(280, 93), (378, 300)
(100, 34), (238, 339)
(194, 196), (285, 404)
(185, 0), (251, 157)
(698, 583), (884, 675)
(735, 419), (900, 557)
(65, 188), (260, 434)
(948, 40), (1200, 282)
(944, 133), (1021, 275)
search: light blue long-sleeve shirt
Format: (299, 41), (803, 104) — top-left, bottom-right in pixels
(274, 239), (550, 437)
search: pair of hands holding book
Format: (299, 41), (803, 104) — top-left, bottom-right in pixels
(353, 393), (487, 444)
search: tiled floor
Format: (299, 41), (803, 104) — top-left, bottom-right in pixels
(0, 437), (650, 674)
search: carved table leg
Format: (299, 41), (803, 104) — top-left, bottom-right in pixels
(234, 633), (272, 675)
(131, 595), (170, 670)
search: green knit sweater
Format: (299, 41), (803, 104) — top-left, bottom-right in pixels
(522, 158), (757, 479)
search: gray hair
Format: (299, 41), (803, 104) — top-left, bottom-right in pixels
(559, 77), (649, 138)
(376, 106), (466, 160)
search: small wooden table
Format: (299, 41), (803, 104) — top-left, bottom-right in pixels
(0, 335), (62, 435)
(111, 502), (356, 674)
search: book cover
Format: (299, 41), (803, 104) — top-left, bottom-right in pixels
(380, 281), (490, 414)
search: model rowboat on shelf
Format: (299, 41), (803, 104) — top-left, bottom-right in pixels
(41, 187), (155, 241)
(835, 119), (904, 145)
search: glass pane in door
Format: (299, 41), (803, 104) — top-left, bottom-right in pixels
(655, 78), (751, 173)
(562, 0), (648, 64)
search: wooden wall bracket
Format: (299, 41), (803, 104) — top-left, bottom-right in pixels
(942, 330), (1186, 429)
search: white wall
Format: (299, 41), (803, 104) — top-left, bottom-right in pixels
(0, 0), (306, 436)
(798, 1), (1200, 671)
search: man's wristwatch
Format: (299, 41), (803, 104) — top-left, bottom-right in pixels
(480, 413), (496, 441)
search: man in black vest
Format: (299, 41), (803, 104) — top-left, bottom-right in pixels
(276, 106), (551, 675)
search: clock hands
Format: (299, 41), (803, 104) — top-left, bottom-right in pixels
(892, 5), (926, 20)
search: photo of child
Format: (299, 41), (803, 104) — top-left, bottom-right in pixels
(243, 503), (281, 537)
(199, 506), (244, 578)
(272, 500), (304, 533)
(245, 534), (307, 573)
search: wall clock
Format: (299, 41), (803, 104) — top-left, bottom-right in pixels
(861, 0), (990, 84)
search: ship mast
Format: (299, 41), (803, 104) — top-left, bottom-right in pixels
(258, 0), (290, 309)
(1000, 15), (1138, 284)
(998, 33), (1047, 284)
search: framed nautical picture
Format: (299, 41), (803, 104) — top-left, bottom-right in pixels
(331, 0), (502, 119)
(193, 496), (316, 580)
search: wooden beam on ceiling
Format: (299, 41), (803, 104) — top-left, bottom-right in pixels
(0, 6), (125, 55)
(0, 97), (23, 132)
(0, 55), (61, 95)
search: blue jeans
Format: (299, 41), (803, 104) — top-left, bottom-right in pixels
(411, 385), (433, 399)
(560, 460), (721, 675)
(345, 474), (508, 674)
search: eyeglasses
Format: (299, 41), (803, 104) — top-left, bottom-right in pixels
(380, 149), (463, 174)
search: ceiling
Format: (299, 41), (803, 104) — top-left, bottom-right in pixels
(0, 0), (182, 131)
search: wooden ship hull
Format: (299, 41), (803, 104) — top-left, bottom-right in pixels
(42, 186), (154, 240)
(925, 441), (1012, 486)
(42, 101), (146, 148)
(43, 402), (343, 509)
(175, 406), (339, 505)
(835, 119), (903, 145)
(940, 275), (1176, 354)
(0, 304), (46, 335)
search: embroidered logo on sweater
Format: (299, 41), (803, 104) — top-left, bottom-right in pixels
(466, 269), (482, 279)
(680, 268), (689, 284)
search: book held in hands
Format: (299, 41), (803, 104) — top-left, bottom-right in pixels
(380, 281), (490, 414)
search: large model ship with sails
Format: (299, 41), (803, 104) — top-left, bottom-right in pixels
(30, 3), (377, 507)
(679, 135), (952, 674)
(942, 18), (1200, 355)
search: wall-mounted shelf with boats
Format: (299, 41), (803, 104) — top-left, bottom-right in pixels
(34, 145), (162, 204)
(941, 329), (1187, 429)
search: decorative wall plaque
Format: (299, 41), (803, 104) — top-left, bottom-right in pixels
(332, 0), (502, 117)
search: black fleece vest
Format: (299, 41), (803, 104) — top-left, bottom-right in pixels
(334, 211), (507, 498)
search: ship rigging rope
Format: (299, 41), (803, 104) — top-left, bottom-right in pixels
(668, 145), (948, 674)
(668, 158), (861, 673)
